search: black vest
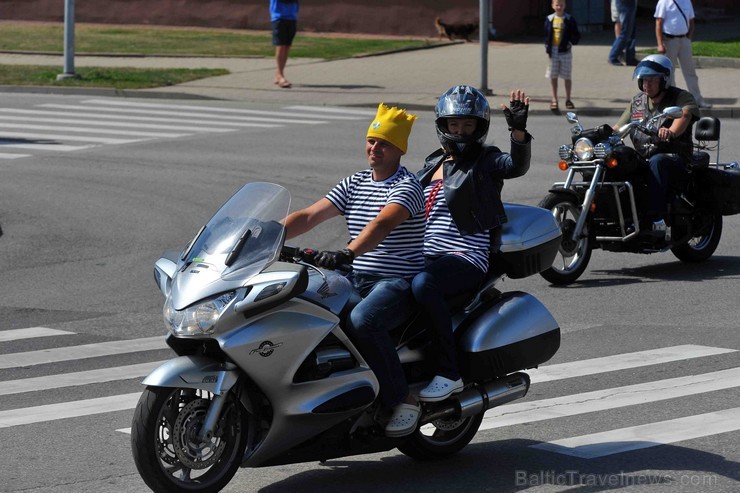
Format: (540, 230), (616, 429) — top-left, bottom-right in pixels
(628, 87), (697, 162)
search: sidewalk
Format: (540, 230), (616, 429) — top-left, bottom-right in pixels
(1, 18), (738, 117)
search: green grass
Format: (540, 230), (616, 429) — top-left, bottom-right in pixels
(0, 23), (434, 88)
(0, 65), (229, 89)
(692, 40), (740, 58)
(640, 39), (740, 58)
(0, 23), (433, 59)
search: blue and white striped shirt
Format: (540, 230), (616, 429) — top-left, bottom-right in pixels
(424, 180), (489, 273)
(326, 166), (425, 277)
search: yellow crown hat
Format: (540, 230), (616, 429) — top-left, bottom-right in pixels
(366, 103), (417, 154)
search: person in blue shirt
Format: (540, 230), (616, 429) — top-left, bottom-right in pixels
(270, 0), (299, 88)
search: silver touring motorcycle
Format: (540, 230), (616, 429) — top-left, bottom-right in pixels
(131, 182), (562, 492)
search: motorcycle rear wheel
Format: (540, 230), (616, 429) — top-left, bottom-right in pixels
(131, 386), (248, 493)
(538, 193), (593, 285)
(397, 411), (484, 460)
(671, 212), (723, 262)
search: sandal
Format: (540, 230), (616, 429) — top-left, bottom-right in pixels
(550, 100), (559, 111)
(385, 402), (420, 437)
(565, 100), (575, 109)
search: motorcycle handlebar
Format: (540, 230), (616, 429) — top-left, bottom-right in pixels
(280, 245), (353, 273)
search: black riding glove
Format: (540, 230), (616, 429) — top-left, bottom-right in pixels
(314, 248), (355, 269)
(503, 98), (529, 132)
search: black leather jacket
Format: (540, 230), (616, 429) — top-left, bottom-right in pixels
(417, 135), (531, 236)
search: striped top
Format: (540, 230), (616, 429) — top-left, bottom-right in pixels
(326, 166), (425, 277)
(424, 180), (489, 273)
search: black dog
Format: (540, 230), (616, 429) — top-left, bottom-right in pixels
(435, 17), (478, 42)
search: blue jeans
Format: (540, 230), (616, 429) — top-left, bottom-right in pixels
(346, 273), (416, 409)
(411, 255), (485, 381)
(646, 153), (689, 217)
(608, 0), (637, 63)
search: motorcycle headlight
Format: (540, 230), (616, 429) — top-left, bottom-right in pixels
(163, 291), (235, 337)
(574, 138), (594, 161)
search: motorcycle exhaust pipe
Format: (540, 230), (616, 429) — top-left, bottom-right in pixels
(421, 372), (530, 424)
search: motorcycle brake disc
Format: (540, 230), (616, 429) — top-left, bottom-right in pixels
(173, 398), (227, 470)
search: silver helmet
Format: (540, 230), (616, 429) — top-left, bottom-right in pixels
(633, 54), (673, 92)
(435, 85), (490, 155)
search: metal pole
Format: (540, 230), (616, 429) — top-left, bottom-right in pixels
(479, 0), (490, 94)
(57, 0), (78, 80)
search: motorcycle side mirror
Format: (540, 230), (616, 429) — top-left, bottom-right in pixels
(663, 106), (684, 119)
(154, 252), (179, 296)
(566, 112), (578, 123)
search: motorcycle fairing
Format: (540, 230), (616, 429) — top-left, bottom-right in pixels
(298, 269), (353, 315)
(215, 299), (380, 467)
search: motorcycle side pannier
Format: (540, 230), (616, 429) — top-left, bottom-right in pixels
(456, 291), (560, 380)
(492, 204), (562, 279)
(695, 168), (740, 216)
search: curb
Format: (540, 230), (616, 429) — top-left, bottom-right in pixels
(3, 84), (739, 119)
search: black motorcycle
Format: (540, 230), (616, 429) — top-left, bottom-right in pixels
(539, 107), (740, 285)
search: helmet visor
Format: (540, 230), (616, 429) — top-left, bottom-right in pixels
(633, 59), (670, 80)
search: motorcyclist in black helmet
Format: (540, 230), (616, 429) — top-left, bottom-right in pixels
(412, 85), (532, 402)
(613, 54), (700, 238)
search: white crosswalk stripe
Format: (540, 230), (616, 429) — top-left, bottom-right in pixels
(1, 324), (738, 459)
(0, 327), (75, 342)
(0, 99), (372, 160)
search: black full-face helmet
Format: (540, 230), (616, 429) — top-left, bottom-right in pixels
(633, 54), (673, 92)
(435, 85), (491, 156)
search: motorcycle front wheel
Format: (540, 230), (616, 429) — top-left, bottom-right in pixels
(538, 193), (593, 285)
(131, 386), (248, 493)
(671, 212), (723, 262)
(397, 411), (484, 460)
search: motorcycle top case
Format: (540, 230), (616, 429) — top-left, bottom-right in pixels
(695, 167), (740, 216)
(493, 204), (562, 279)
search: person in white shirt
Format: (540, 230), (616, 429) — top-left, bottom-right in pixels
(654, 0), (712, 108)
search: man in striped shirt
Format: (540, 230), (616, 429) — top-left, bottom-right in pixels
(284, 103), (425, 437)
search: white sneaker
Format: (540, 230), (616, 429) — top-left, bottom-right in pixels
(419, 375), (464, 402)
(698, 100), (713, 109)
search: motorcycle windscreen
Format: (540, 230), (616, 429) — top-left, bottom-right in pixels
(171, 182), (291, 310)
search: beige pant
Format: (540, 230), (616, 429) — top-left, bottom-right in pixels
(663, 36), (706, 104)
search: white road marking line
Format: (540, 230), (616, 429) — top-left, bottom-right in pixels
(0, 361), (164, 396)
(40, 103), (326, 124)
(0, 152), (31, 159)
(530, 407), (740, 458)
(0, 336), (166, 369)
(0, 392), (142, 428)
(529, 345), (738, 383)
(0, 115), (237, 133)
(0, 131), (144, 144)
(286, 105), (376, 117)
(76, 98), (363, 120)
(0, 108), (284, 128)
(0, 327), (75, 342)
(117, 427), (131, 434)
(480, 367), (740, 430)
(0, 123), (188, 138)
